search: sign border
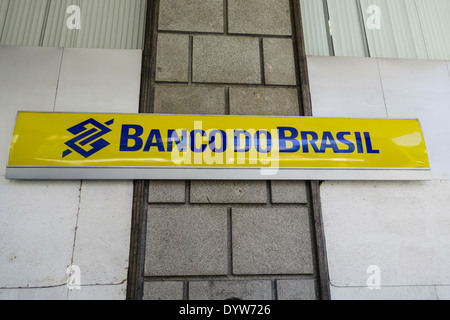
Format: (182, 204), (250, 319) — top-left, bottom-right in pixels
(6, 111), (432, 181)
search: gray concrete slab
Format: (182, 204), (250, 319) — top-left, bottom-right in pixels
(154, 85), (226, 115)
(143, 281), (184, 300)
(155, 33), (189, 82)
(159, 0), (223, 33)
(228, 0), (292, 35)
(229, 87), (299, 116)
(232, 207), (313, 275)
(277, 279), (316, 300)
(190, 181), (267, 204)
(189, 280), (272, 300)
(263, 38), (297, 85)
(148, 181), (186, 203)
(145, 206), (228, 276)
(193, 35), (261, 84)
(271, 181), (308, 204)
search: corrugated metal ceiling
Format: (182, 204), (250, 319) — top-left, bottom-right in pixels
(0, 0), (146, 49)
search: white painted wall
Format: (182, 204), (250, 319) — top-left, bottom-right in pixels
(308, 56), (450, 299)
(0, 46), (142, 300)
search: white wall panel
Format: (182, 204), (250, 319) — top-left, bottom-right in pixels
(307, 56), (387, 118)
(309, 56), (450, 299)
(309, 55), (450, 178)
(0, 46), (62, 176)
(0, 286), (68, 300)
(71, 181), (133, 286)
(50, 48), (141, 293)
(0, 46), (79, 290)
(330, 284), (440, 300)
(0, 46), (142, 299)
(54, 48), (142, 112)
(322, 180), (450, 288)
(67, 283), (127, 300)
(378, 58), (450, 179)
(435, 286), (450, 300)
(0, 179), (81, 288)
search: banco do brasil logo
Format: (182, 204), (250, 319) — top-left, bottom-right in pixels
(63, 118), (114, 158)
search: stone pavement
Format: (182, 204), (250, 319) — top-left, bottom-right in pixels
(143, 0), (318, 300)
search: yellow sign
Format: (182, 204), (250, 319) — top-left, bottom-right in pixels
(6, 112), (430, 179)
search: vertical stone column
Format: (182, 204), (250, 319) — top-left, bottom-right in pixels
(142, 0), (317, 300)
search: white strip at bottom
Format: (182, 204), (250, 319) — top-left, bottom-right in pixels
(6, 166), (432, 181)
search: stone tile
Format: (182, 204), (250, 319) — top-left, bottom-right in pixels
(190, 181), (266, 204)
(232, 207), (313, 275)
(193, 35), (261, 84)
(159, 0), (223, 33)
(228, 0), (292, 35)
(143, 281), (184, 300)
(263, 38), (296, 85)
(229, 87), (299, 116)
(276, 279), (316, 300)
(148, 181), (186, 203)
(154, 85), (226, 115)
(145, 207), (228, 276)
(271, 181), (308, 204)
(155, 33), (189, 82)
(189, 280), (272, 300)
